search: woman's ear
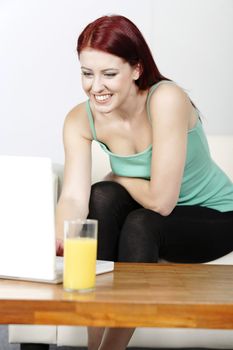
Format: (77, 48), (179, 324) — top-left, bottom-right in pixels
(133, 62), (143, 81)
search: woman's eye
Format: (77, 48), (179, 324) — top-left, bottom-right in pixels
(82, 72), (117, 78)
(82, 72), (93, 77)
(104, 73), (117, 77)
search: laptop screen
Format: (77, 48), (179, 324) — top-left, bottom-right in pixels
(0, 156), (57, 281)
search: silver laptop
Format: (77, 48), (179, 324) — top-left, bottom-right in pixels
(0, 155), (114, 283)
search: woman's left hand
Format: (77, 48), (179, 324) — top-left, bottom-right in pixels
(104, 171), (127, 186)
(103, 171), (118, 182)
(103, 171), (127, 187)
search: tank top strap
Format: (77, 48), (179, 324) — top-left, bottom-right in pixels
(86, 100), (97, 141)
(146, 80), (176, 122)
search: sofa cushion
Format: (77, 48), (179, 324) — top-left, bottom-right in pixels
(8, 325), (57, 344)
(56, 325), (233, 348)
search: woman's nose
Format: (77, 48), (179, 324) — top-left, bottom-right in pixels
(91, 76), (104, 93)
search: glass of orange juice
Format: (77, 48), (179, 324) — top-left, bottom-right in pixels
(63, 219), (98, 292)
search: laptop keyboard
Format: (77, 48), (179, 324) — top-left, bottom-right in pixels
(56, 256), (64, 273)
(55, 257), (114, 276)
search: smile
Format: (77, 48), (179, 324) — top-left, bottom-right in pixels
(94, 94), (112, 103)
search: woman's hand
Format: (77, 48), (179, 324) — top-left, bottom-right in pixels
(56, 238), (64, 256)
(103, 171), (117, 182)
(103, 171), (124, 183)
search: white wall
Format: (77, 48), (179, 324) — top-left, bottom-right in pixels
(151, 0), (233, 135)
(0, 0), (232, 163)
(0, 0), (153, 163)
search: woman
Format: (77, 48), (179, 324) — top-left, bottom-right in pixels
(56, 15), (233, 350)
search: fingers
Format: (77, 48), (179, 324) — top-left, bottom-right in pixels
(56, 239), (64, 256)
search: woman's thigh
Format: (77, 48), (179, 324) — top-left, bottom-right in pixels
(118, 205), (233, 263)
(161, 206), (233, 263)
(88, 181), (141, 260)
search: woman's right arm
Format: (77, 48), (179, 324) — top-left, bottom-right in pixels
(55, 105), (92, 253)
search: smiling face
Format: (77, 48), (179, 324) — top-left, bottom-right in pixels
(79, 48), (140, 114)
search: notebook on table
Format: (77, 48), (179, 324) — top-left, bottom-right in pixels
(0, 155), (114, 284)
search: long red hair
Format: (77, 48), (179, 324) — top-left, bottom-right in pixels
(77, 15), (169, 90)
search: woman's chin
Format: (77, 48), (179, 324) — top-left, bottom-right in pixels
(93, 100), (114, 113)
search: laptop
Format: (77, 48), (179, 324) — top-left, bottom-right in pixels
(0, 155), (114, 283)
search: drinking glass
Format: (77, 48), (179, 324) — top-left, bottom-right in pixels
(63, 219), (98, 292)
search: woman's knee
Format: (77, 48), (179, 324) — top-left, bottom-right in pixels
(89, 181), (133, 212)
(118, 208), (164, 262)
(123, 208), (164, 232)
(90, 181), (127, 201)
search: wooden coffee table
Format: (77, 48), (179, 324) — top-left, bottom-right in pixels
(1, 263), (233, 329)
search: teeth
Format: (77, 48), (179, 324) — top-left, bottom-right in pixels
(95, 94), (111, 101)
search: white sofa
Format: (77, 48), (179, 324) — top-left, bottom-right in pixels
(9, 135), (233, 348)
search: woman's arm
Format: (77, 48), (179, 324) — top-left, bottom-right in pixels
(106, 84), (191, 216)
(55, 104), (92, 254)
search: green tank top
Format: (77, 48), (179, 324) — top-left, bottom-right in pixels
(86, 81), (233, 212)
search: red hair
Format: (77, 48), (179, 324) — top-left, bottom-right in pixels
(77, 15), (169, 90)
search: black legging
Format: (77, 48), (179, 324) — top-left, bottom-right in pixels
(88, 181), (233, 263)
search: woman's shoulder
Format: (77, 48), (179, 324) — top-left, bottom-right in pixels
(149, 81), (188, 103)
(64, 101), (92, 139)
(65, 101), (87, 122)
(148, 81), (192, 115)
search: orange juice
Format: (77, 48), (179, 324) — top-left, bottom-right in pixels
(63, 237), (97, 291)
